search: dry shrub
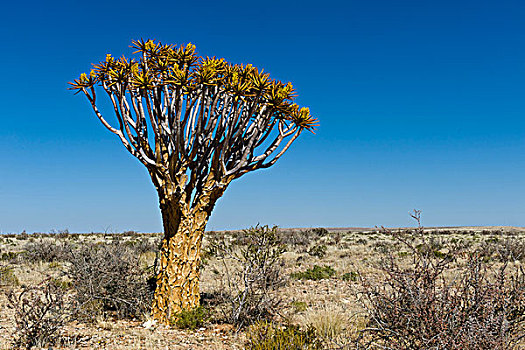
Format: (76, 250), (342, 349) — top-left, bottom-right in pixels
(66, 241), (151, 320)
(277, 229), (324, 250)
(23, 239), (71, 263)
(358, 211), (525, 350)
(7, 279), (67, 349)
(210, 225), (286, 328)
(306, 307), (348, 343)
(478, 237), (525, 263)
(124, 236), (161, 254)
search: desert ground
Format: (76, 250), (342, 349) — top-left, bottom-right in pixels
(0, 225), (523, 349)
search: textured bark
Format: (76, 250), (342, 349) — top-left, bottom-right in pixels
(150, 201), (207, 323)
(150, 175), (230, 324)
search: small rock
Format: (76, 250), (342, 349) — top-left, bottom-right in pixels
(142, 319), (158, 330)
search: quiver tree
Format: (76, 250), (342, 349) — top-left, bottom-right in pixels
(69, 39), (318, 323)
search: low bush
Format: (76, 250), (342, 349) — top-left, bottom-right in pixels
(477, 237), (525, 263)
(307, 244), (327, 258)
(245, 321), (322, 350)
(7, 279), (67, 349)
(24, 239), (71, 263)
(358, 210), (525, 350)
(0, 266), (19, 286)
(291, 265), (336, 281)
(290, 301), (308, 313)
(0, 251), (23, 262)
(66, 241), (151, 320)
(277, 229), (323, 249)
(341, 271), (358, 282)
(356, 237), (368, 245)
(312, 228), (329, 236)
(212, 225), (286, 328)
(307, 308), (348, 344)
(123, 236), (161, 254)
(372, 240), (393, 254)
(171, 306), (209, 330)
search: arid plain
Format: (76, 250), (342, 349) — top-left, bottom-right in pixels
(1, 225), (523, 349)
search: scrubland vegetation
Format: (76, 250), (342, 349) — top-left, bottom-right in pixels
(0, 218), (524, 349)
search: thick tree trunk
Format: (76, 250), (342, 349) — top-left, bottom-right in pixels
(151, 198), (210, 324)
(149, 170), (232, 324)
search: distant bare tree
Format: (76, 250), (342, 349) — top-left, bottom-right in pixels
(69, 39), (317, 323)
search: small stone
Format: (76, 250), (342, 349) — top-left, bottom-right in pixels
(142, 319), (158, 329)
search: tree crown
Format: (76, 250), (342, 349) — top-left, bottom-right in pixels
(69, 39), (317, 207)
(70, 39), (318, 131)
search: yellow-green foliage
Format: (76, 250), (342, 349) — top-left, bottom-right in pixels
(246, 321), (322, 350)
(69, 39), (318, 132)
(341, 271), (359, 282)
(171, 306), (208, 330)
(291, 265), (336, 280)
(290, 301), (308, 313)
(0, 266), (19, 286)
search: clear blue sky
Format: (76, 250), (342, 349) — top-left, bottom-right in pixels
(0, 0), (523, 233)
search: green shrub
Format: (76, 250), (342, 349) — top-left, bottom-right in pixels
(171, 306), (209, 330)
(1, 251), (23, 262)
(16, 232), (30, 240)
(341, 271), (358, 282)
(50, 278), (72, 291)
(290, 301), (308, 313)
(48, 261), (62, 269)
(356, 238), (368, 245)
(432, 249), (451, 259)
(0, 266), (19, 286)
(246, 321), (322, 350)
(372, 240), (392, 253)
(307, 245), (327, 258)
(312, 228), (329, 236)
(291, 265), (336, 281)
